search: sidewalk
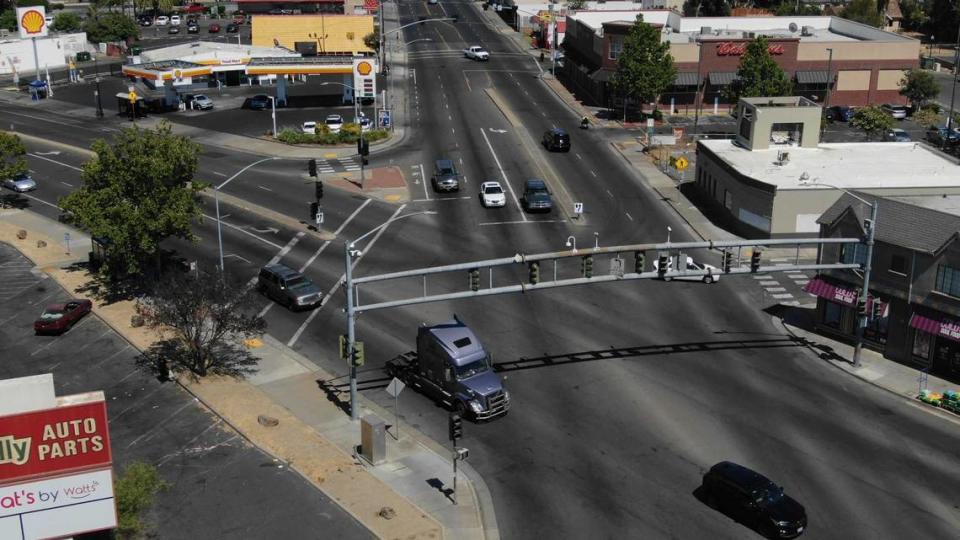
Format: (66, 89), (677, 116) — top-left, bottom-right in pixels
(477, 6), (960, 420)
(0, 208), (496, 540)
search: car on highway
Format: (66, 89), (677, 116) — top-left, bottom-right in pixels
(233, 13), (247, 25)
(701, 461), (807, 539)
(191, 94), (213, 110)
(257, 264), (323, 311)
(521, 179), (552, 212)
(884, 128), (911, 142)
(542, 128), (571, 152)
(170, 15), (181, 25)
(155, 15), (169, 25)
(325, 114), (343, 133)
(168, 25), (180, 34)
(431, 159), (460, 192)
(881, 103), (908, 120)
(34, 299), (93, 335)
(302, 121), (317, 134)
(428, 0), (438, 4)
(226, 23), (239, 33)
(246, 94), (272, 110)
(2, 173), (37, 193)
(479, 181), (506, 207)
(652, 255), (720, 284)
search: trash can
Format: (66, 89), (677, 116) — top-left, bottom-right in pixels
(130, 45), (142, 55)
(76, 51), (91, 62)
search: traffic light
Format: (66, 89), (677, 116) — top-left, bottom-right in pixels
(448, 413), (463, 442)
(857, 299), (868, 317)
(469, 268), (480, 291)
(308, 158), (317, 177)
(658, 253), (668, 277)
(309, 202), (319, 222)
(722, 251), (733, 273)
(581, 255), (593, 278)
(349, 341), (365, 367)
(338, 334), (349, 361)
(358, 138), (370, 156)
(750, 250), (762, 273)
(634, 251), (644, 273)
(529, 261), (540, 284)
(315, 180), (324, 200)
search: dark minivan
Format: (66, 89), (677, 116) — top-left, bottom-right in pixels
(701, 461), (807, 539)
(257, 263), (323, 310)
(542, 127), (571, 152)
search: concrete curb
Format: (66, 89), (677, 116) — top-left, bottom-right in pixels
(197, 189), (336, 241)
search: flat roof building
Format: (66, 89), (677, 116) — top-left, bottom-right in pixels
(560, 11), (919, 111)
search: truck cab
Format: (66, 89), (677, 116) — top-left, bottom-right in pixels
(408, 316), (510, 420)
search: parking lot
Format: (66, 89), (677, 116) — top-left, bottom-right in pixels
(0, 242), (373, 539)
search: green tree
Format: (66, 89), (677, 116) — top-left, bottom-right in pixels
(114, 462), (168, 538)
(682, 0), (730, 16)
(922, 0), (959, 41)
(899, 0), (928, 31)
(59, 122), (203, 277)
(725, 36), (793, 102)
(899, 69), (940, 108)
(136, 273), (265, 379)
(851, 105), (895, 140)
(911, 107), (942, 128)
(611, 14), (676, 116)
(843, 0), (884, 27)
(83, 12), (138, 43)
(52, 11), (82, 32)
(363, 31), (378, 52)
(0, 9), (15, 31)
(774, 2), (821, 15)
(0, 131), (27, 181)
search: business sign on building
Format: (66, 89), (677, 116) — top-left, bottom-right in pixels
(353, 57), (377, 99)
(16, 6), (48, 39)
(0, 380), (115, 540)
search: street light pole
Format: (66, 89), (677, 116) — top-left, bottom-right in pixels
(269, 96), (277, 137)
(214, 157), (281, 279)
(344, 210), (436, 421)
(95, 77), (104, 118)
(693, 40), (704, 136)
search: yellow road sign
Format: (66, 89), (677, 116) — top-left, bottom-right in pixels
(675, 156), (689, 171)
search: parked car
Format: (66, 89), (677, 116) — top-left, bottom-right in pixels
(170, 15), (181, 25)
(302, 121), (317, 134)
(233, 13), (246, 25)
(479, 181), (506, 208)
(521, 179), (552, 212)
(257, 264), (323, 311)
(354, 112), (372, 132)
(701, 461), (807, 539)
(139, 17), (152, 26)
(652, 255), (720, 284)
(431, 159), (460, 192)
(246, 94), (272, 110)
(208, 23), (221, 33)
(187, 24), (198, 33)
(884, 128), (912, 142)
(168, 25), (180, 34)
(155, 15), (169, 25)
(191, 94), (213, 110)
(226, 23), (239, 33)
(324, 114), (343, 133)
(34, 299), (93, 335)
(881, 104), (908, 120)
(828, 106), (856, 122)
(542, 127), (571, 152)
(926, 126), (960, 146)
(2, 173), (37, 193)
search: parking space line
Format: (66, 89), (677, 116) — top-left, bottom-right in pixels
(27, 153), (83, 171)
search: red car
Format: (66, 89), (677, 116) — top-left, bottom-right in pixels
(34, 299), (93, 335)
(208, 23), (221, 33)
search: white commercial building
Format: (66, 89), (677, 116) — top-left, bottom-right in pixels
(0, 33), (92, 76)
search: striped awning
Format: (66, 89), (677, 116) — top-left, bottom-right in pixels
(795, 70), (833, 84)
(803, 278), (858, 306)
(911, 314), (960, 343)
(709, 72), (738, 86)
(674, 72), (699, 86)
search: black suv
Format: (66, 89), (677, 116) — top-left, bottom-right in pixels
(542, 128), (571, 152)
(701, 462), (807, 539)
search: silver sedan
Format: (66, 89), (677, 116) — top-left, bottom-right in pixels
(2, 174), (37, 193)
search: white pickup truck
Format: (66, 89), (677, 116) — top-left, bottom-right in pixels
(463, 45), (490, 61)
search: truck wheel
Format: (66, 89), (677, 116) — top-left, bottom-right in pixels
(455, 401), (468, 418)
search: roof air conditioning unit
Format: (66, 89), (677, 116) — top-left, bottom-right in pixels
(776, 151), (790, 165)
(801, 25), (814, 36)
(788, 22), (798, 33)
(700, 26), (712, 35)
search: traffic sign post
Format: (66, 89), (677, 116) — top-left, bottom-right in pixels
(674, 156), (689, 171)
(573, 202), (584, 218)
(378, 109), (391, 129)
(63, 232), (70, 255)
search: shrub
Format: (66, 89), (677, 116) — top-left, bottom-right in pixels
(114, 462), (168, 538)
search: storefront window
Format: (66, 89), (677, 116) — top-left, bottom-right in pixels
(863, 310), (888, 345)
(823, 300), (843, 330)
(934, 339), (960, 375)
(935, 264), (960, 297)
(913, 331), (932, 365)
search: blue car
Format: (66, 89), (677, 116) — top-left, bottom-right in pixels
(246, 94), (271, 110)
(827, 106), (856, 122)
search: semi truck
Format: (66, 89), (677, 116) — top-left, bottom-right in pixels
(385, 316), (510, 421)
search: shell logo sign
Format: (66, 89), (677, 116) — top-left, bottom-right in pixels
(355, 60), (373, 76)
(17, 6), (48, 39)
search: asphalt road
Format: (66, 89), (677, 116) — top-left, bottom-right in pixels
(0, 243), (373, 539)
(5, 3), (960, 538)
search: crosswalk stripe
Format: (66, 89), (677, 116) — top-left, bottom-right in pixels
(766, 287), (787, 292)
(758, 280), (779, 286)
(771, 293), (794, 299)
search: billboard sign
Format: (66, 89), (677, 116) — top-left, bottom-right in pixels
(17, 6), (48, 39)
(0, 468), (117, 539)
(0, 400), (112, 486)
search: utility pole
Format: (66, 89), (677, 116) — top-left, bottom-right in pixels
(853, 200), (878, 369)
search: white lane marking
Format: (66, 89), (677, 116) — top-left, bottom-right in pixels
(478, 219), (565, 226)
(224, 253), (252, 264)
(605, 189), (613, 197)
(794, 279), (810, 285)
(591, 171), (597, 177)
(480, 128), (525, 220)
(758, 281), (779, 286)
(258, 185), (272, 192)
(419, 162), (429, 200)
(451, 128), (455, 134)
(766, 287), (787, 293)
(217, 157), (279, 190)
(213, 171), (228, 177)
(28, 153), (83, 171)
(576, 153), (583, 160)
(201, 213), (284, 249)
(771, 293), (795, 299)
(625, 212), (633, 221)
(21, 193), (61, 210)
(287, 205), (405, 347)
